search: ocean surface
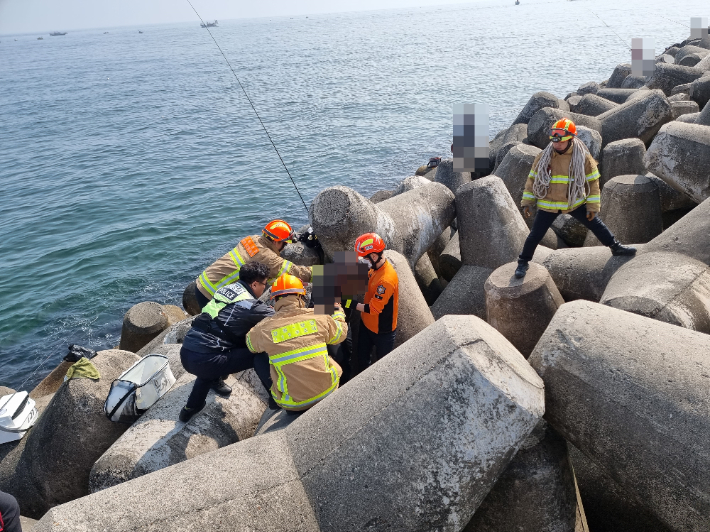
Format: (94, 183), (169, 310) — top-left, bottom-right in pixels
(0, 0), (705, 389)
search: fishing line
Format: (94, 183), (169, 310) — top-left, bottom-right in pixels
(185, 0), (310, 215)
(585, 8), (632, 51)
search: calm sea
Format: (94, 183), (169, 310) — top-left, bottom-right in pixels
(0, 0), (705, 388)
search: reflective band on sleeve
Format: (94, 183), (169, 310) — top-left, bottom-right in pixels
(246, 333), (256, 353)
(536, 196), (587, 210)
(327, 321), (343, 344)
(586, 170), (601, 181)
(522, 192), (536, 200)
(199, 272), (218, 297)
(344, 299), (352, 308)
(586, 194), (600, 203)
(277, 260), (293, 278)
(271, 320), (318, 344)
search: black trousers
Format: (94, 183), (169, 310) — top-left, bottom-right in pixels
(519, 205), (616, 262)
(357, 325), (397, 370)
(194, 284), (210, 312)
(327, 326), (352, 385)
(180, 346), (272, 410)
(0, 490), (21, 532)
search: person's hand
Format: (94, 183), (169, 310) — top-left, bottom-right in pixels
(334, 302), (342, 310)
(587, 210), (596, 221)
(523, 206), (532, 218)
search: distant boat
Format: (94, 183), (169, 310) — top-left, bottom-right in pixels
(515, 0), (520, 4)
(49, 31), (67, 36)
(37, 37), (43, 40)
(139, 30), (143, 34)
(200, 20), (218, 28)
(104, 31), (109, 34)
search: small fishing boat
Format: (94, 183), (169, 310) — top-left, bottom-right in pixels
(50, 31), (67, 36)
(37, 37), (43, 40)
(200, 20), (218, 28)
(139, 30), (143, 34)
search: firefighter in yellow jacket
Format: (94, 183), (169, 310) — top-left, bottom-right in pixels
(515, 118), (636, 278)
(193, 220), (312, 310)
(245, 273), (347, 413)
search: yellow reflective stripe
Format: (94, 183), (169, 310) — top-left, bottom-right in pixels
(269, 343), (328, 365)
(277, 260), (293, 278)
(328, 321), (343, 345)
(361, 238), (374, 247)
(245, 333), (256, 353)
(229, 247), (246, 267)
(586, 170), (601, 181)
(536, 196), (586, 210)
(522, 192), (536, 200)
(586, 195), (601, 202)
(271, 320), (318, 344)
(275, 379), (338, 409)
(344, 299), (352, 308)
(199, 272), (218, 296)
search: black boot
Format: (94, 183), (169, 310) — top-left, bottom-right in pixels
(610, 240), (637, 256)
(514, 259), (529, 279)
(211, 379), (232, 397)
(179, 402), (206, 423)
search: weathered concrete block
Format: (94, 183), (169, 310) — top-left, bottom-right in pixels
(676, 111), (700, 123)
(584, 175), (663, 246)
(427, 225), (455, 278)
(675, 45), (710, 66)
(456, 176), (530, 270)
(393, 175), (431, 195)
(182, 280), (201, 316)
(439, 231), (461, 282)
(513, 91), (569, 125)
(596, 87), (637, 104)
(493, 140), (523, 173)
(565, 94), (582, 111)
(281, 241), (322, 267)
(135, 316), (196, 358)
(28, 360), (73, 400)
(671, 99), (700, 119)
(551, 214), (588, 247)
(370, 189), (394, 203)
(529, 300), (710, 532)
(413, 252), (446, 306)
(671, 82), (692, 95)
(699, 99), (710, 126)
(600, 251), (710, 333)
(540, 245), (644, 302)
(573, 93), (618, 116)
(527, 108), (602, 150)
(484, 262), (564, 358)
(434, 158), (472, 194)
(576, 81), (598, 96)
(620, 75), (647, 89)
(600, 138), (647, 185)
(646, 63), (706, 95)
(606, 64), (632, 89)
(35, 315), (545, 532)
(645, 173), (698, 212)
(644, 121), (710, 203)
(430, 265), (492, 320)
(496, 143), (542, 224)
(597, 89), (673, 147)
(669, 92), (690, 103)
(490, 123), (528, 169)
(575, 125), (602, 160)
(688, 75), (710, 109)
(643, 196), (710, 265)
(89, 371), (266, 493)
(119, 301), (169, 353)
(310, 184), (455, 268)
(383, 250), (434, 348)
(463, 421), (579, 532)
(3, 349), (140, 518)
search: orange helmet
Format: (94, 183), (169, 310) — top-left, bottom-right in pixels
(270, 273), (306, 299)
(354, 233), (386, 257)
(263, 220), (294, 242)
(550, 118), (577, 142)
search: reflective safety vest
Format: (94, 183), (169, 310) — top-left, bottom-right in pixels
(199, 244), (248, 298)
(201, 282), (253, 318)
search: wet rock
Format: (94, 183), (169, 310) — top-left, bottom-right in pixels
(433, 158), (472, 194)
(383, 250), (434, 348)
(645, 63), (706, 96)
(606, 63), (632, 88)
(484, 262), (564, 358)
(551, 214), (588, 247)
(644, 121), (710, 203)
(3, 349), (140, 518)
(597, 89), (673, 147)
(35, 315), (545, 532)
(310, 184), (455, 269)
(413, 253), (445, 306)
(430, 265), (492, 320)
(529, 300), (710, 532)
(182, 280), (201, 316)
(119, 301), (169, 353)
(369, 189), (394, 203)
(584, 175), (663, 246)
(439, 231), (461, 282)
(596, 88), (638, 104)
(527, 108), (602, 150)
(463, 421), (580, 532)
(89, 371), (266, 493)
(540, 245), (644, 302)
(600, 138), (647, 186)
(572, 93), (619, 116)
(513, 91), (570, 126)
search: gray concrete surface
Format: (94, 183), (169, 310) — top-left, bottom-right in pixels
(119, 302), (169, 353)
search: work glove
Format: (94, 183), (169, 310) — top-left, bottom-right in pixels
(586, 210), (597, 221)
(523, 206), (533, 218)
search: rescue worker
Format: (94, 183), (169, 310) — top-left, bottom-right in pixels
(193, 220), (312, 310)
(516, 118), (636, 278)
(353, 233), (399, 369)
(0, 490), (22, 532)
(179, 261), (275, 422)
(245, 273), (347, 413)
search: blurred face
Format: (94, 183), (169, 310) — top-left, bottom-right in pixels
(250, 278), (268, 298)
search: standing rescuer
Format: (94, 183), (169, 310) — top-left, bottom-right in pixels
(193, 219), (312, 310)
(353, 233), (399, 369)
(245, 273), (347, 413)
(515, 118), (636, 278)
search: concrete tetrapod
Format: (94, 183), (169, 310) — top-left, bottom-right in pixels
(606, 63), (632, 88)
(484, 262), (564, 358)
(671, 99), (700, 119)
(431, 265), (492, 320)
(513, 91), (569, 125)
(596, 89), (673, 148)
(526, 109), (602, 150)
(463, 420), (581, 532)
(599, 138), (647, 186)
(89, 370), (266, 493)
(413, 252), (446, 306)
(439, 230), (462, 282)
(434, 158), (472, 194)
(573, 93), (619, 116)
(119, 301), (169, 352)
(182, 280), (201, 316)
(456, 176), (532, 270)
(309, 183), (455, 268)
(551, 214), (587, 247)
(427, 225), (455, 278)
(596, 88), (637, 104)
(34, 315), (545, 532)
(583, 174), (663, 246)
(645, 63), (706, 95)
(529, 300), (710, 532)
(644, 121), (710, 203)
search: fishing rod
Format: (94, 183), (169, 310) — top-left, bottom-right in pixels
(185, 0), (310, 215)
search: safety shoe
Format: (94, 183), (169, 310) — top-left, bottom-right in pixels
(610, 241), (637, 256)
(179, 402), (205, 423)
(514, 260), (529, 279)
(211, 379), (232, 397)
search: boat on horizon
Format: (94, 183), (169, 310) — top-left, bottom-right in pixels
(200, 20), (218, 28)
(37, 37), (43, 40)
(515, 0), (520, 4)
(139, 30), (143, 34)
(49, 31), (67, 36)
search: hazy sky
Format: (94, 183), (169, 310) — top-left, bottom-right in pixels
(0, 0), (482, 34)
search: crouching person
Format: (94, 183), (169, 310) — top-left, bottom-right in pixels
(245, 273), (347, 414)
(179, 261), (275, 422)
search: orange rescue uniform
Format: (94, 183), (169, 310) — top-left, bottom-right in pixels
(360, 259), (399, 334)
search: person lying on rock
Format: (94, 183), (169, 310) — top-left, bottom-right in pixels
(192, 219), (312, 311)
(515, 118), (636, 278)
(179, 261), (275, 422)
(245, 273), (347, 414)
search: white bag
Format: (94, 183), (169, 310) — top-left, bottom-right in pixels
(104, 354), (176, 423)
